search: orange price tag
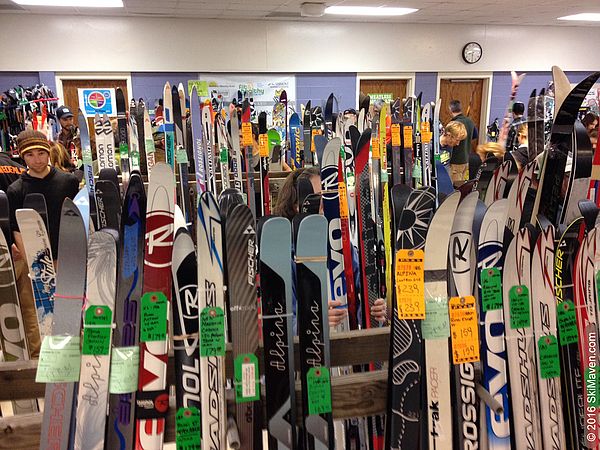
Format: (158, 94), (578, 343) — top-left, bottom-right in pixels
(422, 131), (433, 143)
(242, 122), (253, 147)
(372, 137), (380, 158)
(259, 134), (268, 157)
(403, 126), (413, 148)
(311, 129), (321, 153)
(391, 124), (401, 147)
(449, 296), (480, 364)
(395, 249), (425, 319)
(421, 122), (430, 134)
(339, 181), (349, 219)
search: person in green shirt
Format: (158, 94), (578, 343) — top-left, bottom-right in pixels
(448, 99), (478, 186)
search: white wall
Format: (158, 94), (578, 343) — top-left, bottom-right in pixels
(1, 14), (599, 72)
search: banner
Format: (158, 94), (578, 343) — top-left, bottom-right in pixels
(191, 74), (296, 124)
(77, 88), (116, 117)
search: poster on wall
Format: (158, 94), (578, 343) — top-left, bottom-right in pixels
(189, 74), (296, 124)
(77, 88), (116, 118)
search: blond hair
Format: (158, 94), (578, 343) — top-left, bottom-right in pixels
(49, 142), (72, 172)
(476, 142), (505, 159)
(444, 121), (467, 141)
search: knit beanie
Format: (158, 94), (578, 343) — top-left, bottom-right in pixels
(17, 129), (50, 158)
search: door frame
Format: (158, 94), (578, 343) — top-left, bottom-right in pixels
(436, 72), (493, 144)
(55, 72), (133, 106)
(356, 72), (415, 107)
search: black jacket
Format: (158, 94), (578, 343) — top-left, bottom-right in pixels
(0, 152), (25, 192)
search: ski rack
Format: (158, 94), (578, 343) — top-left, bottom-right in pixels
(0, 327), (389, 448)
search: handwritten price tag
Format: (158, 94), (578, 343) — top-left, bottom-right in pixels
(307, 366), (332, 415)
(449, 296), (480, 364)
(372, 137), (380, 158)
(391, 124), (401, 147)
(395, 249), (425, 319)
(109, 346), (139, 394)
(200, 307), (225, 357)
(36, 335), (81, 383)
(82, 305), (112, 356)
(403, 126), (413, 148)
(242, 122), (253, 146)
(339, 181), (349, 219)
(557, 300), (578, 346)
(140, 292), (168, 342)
(176, 407), (201, 449)
(259, 134), (269, 157)
(481, 268), (502, 311)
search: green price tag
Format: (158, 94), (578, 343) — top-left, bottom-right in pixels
(109, 346), (139, 394)
(82, 305), (112, 355)
(175, 407), (201, 449)
(36, 335), (81, 383)
(140, 292), (168, 342)
(200, 307), (225, 357)
(509, 285), (530, 329)
(234, 353), (259, 403)
(586, 368), (600, 407)
(481, 268), (502, 311)
(557, 300), (578, 346)
(422, 297), (450, 340)
(119, 142), (129, 158)
(538, 335), (560, 379)
(307, 366), (332, 415)
(176, 147), (189, 164)
(220, 146), (228, 164)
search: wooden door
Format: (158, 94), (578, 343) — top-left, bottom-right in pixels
(359, 79), (408, 104)
(439, 78), (484, 148)
(61, 79), (128, 151)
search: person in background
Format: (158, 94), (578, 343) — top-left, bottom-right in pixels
(582, 112), (598, 135)
(439, 121), (467, 167)
(448, 99), (478, 187)
(55, 105), (80, 166)
(475, 142), (505, 164)
(49, 141), (75, 173)
(511, 124), (531, 170)
(273, 168), (387, 329)
(0, 150), (25, 192)
(590, 129), (598, 148)
(506, 101), (525, 152)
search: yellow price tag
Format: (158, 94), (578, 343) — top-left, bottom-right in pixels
(391, 124), (401, 147)
(259, 134), (268, 157)
(421, 122), (430, 134)
(242, 122), (253, 147)
(372, 137), (380, 158)
(449, 296), (480, 364)
(422, 131), (433, 143)
(339, 181), (349, 219)
(403, 126), (413, 148)
(395, 249), (425, 319)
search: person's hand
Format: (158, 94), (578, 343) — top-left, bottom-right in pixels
(328, 300), (347, 327)
(11, 243), (22, 261)
(371, 298), (387, 323)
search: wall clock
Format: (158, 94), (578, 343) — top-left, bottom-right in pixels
(462, 42), (482, 64)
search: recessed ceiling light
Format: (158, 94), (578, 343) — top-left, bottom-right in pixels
(557, 13), (600, 21)
(324, 6), (418, 16)
(12, 0), (123, 7)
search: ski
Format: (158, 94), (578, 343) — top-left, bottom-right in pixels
(75, 230), (118, 450)
(163, 82), (176, 171)
(241, 99), (256, 218)
(116, 87), (131, 187)
(39, 198), (87, 450)
(190, 86), (206, 196)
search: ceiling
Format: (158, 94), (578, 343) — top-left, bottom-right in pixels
(1, 0), (599, 26)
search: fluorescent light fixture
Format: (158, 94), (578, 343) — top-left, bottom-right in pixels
(558, 13), (600, 21)
(12, 0), (123, 7)
(324, 5), (418, 16)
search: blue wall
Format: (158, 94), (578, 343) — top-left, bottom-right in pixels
(0, 72), (41, 92)
(131, 72), (199, 110)
(296, 73), (357, 112)
(415, 72), (438, 104)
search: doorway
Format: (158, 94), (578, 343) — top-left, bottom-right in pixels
(359, 78), (409, 106)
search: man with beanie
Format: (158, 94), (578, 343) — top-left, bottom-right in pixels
(7, 130), (79, 356)
(506, 101), (525, 153)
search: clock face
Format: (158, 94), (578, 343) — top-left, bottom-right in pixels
(463, 42), (482, 64)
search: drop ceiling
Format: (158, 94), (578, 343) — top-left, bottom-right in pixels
(1, 0), (599, 26)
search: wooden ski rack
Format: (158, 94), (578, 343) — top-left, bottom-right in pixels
(0, 327), (390, 448)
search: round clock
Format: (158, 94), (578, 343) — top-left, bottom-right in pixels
(462, 42), (482, 64)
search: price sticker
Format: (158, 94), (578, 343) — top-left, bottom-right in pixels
(140, 292), (168, 342)
(509, 285), (530, 329)
(391, 124), (401, 147)
(176, 407), (201, 449)
(311, 129), (321, 153)
(372, 137), (380, 158)
(422, 297), (450, 340)
(403, 126), (413, 148)
(395, 249), (425, 319)
(234, 353), (259, 403)
(557, 300), (578, 346)
(109, 346), (139, 394)
(339, 181), (349, 219)
(220, 146), (228, 164)
(82, 305), (112, 355)
(307, 366), (332, 415)
(422, 131), (433, 143)
(200, 307), (226, 357)
(36, 335), (81, 383)
(481, 268), (502, 311)
(421, 122), (430, 134)
(259, 134), (269, 157)
(538, 335), (560, 379)
(449, 296), (480, 364)
(242, 122), (253, 146)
